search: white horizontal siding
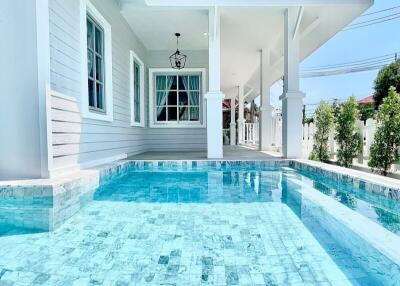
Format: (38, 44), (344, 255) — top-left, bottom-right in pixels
(47, 0), (209, 173)
(48, 0), (149, 171)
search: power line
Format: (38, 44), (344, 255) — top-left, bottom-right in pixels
(303, 57), (394, 72)
(347, 12), (400, 27)
(302, 52), (398, 71)
(343, 14), (400, 31)
(301, 52), (398, 78)
(301, 63), (389, 78)
(359, 5), (400, 18)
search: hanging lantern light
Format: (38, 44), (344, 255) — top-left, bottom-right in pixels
(169, 33), (187, 70)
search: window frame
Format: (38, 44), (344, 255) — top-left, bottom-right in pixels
(129, 50), (145, 127)
(148, 68), (206, 128)
(87, 14), (105, 113)
(80, 0), (113, 122)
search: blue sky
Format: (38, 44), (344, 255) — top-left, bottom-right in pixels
(269, 0), (399, 114)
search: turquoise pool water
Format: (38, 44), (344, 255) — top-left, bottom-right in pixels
(0, 164), (399, 285)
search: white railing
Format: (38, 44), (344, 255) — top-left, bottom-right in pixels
(244, 122), (259, 144)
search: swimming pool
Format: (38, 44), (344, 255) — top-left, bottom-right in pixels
(0, 161), (399, 285)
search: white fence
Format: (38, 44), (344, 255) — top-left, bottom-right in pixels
(302, 118), (377, 163)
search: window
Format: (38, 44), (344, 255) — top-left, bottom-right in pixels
(155, 74), (200, 123)
(149, 68), (206, 128)
(87, 15), (105, 112)
(130, 50), (144, 127)
(80, 0), (113, 122)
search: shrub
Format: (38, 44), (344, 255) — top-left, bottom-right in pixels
(334, 96), (362, 167)
(374, 59), (400, 109)
(358, 103), (375, 122)
(310, 101), (334, 162)
(368, 87), (400, 176)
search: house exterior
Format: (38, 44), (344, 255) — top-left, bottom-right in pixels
(0, 0), (372, 180)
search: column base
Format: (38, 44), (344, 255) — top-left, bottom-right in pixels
(205, 91), (225, 159)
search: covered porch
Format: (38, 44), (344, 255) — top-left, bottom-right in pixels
(121, 0), (371, 159)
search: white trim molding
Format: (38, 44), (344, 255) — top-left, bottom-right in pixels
(129, 50), (145, 127)
(80, 0), (113, 122)
(148, 68), (207, 129)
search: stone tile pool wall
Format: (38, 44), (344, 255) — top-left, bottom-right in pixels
(285, 176), (400, 285)
(290, 160), (400, 202)
(0, 173), (99, 232)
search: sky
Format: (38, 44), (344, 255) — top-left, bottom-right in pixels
(268, 0), (400, 115)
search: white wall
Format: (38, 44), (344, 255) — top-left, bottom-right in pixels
(48, 0), (208, 172)
(146, 50), (208, 151)
(1, 0), (210, 179)
(49, 0), (149, 171)
(0, 0), (49, 179)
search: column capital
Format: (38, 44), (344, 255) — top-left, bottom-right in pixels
(205, 91), (225, 100)
(230, 122), (236, 127)
(279, 91), (305, 101)
(237, 119), (245, 123)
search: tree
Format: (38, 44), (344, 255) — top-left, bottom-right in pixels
(368, 87), (400, 176)
(334, 96), (362, 167)
(309, 101), (334, 162)
(358, 103), (375, 122)
(373, 59), (400, 109)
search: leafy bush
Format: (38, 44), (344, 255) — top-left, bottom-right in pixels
(358, 103), (375, 122)
(334, 96), (362, 167)
(368, 87), (400, 176)
(374, 59), (400, 109)
(310, 101), (334, 162)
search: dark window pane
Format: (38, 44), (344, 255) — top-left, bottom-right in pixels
(179, 92), (188, 105)
(87, 19), (94, 50)
(135, 102), (140, 122)
(134, 63), (140, 83)
(179, 107), (188, 121)
(189, 91), (200, 105)
(167, 75), (177, 90)
(167, 91), (177, 105)
(156, 91), (166, 106)
(190, 107), (199, 121)
(88, 79), (95, 107)
(168, 107), (177, 121)
(95, 56), (103, 82)
(95, 26), (103, 55)
(96, 83), (104, 110)
(157, 107), (166, 121)
(156, 76), (166, 90)
(87, 50), (94, 78)
(178, 75), (188, 90)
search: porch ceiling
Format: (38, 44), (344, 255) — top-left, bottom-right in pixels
(120, 0), (372, 100)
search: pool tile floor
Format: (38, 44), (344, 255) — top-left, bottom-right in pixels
(0, 202), (356, 286)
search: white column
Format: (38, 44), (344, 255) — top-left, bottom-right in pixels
(237, 86), (245, 144)
(205, 6), (224, 158)
(259, 49), (273, 151)
(279, 7), (305, 159)
(0, 0), (51, 179)
(230, 97), (236, 145)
